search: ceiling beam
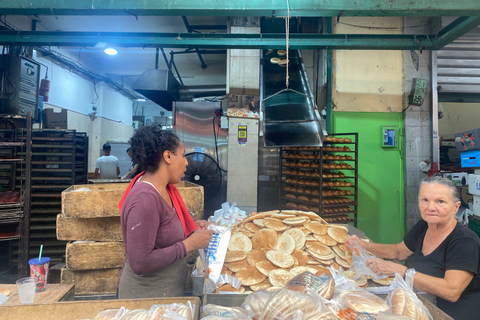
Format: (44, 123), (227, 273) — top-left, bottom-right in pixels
(431, 16), (480, 49)
(0, 0), (480, 17)
(0, 31), (439, 50)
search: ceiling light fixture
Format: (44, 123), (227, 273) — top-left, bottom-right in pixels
(136, 98), (146, 102)
(104, 47), (118, 55)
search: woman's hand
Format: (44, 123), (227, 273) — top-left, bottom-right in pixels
(366, 257), (407, 277)
(346, 234), (369, 249)
(183, 229), (213, 252)
(195, 219), (212, 230)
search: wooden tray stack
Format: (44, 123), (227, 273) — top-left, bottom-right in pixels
(56, 181), (204, 296)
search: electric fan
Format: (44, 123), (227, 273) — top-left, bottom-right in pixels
(183, 152), (222, 202)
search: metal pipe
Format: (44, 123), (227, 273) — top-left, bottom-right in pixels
(180, 85), (226, 100)
(155, 47), (159, 69)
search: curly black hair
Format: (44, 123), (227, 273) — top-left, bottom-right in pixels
(128, 126), (181, 173)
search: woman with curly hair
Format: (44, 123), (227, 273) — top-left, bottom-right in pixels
(117, 125), (213, 298)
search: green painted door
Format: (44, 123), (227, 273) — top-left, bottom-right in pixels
(332, 112), (404, 244)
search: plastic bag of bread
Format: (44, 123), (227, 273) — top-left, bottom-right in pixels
(334, 289), (390, 319)
(147, 302), (195, 320)
(94, 307), (128, 320)
(258, 288), (336, 320)
(117, 309), (148, 320)
(385, 272), (432, 320)
(202, 304), (250, 320)
(328, 267), (359, 295)
(241, 289), (271, 320)
(284, 271), (335, 300)
(199, 225), (232, 293)
(345, 239), (389, 281)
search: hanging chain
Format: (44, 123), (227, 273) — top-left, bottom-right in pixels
(285, 0), (290, 88)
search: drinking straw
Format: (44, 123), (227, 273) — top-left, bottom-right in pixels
(38, 244), (43, 260)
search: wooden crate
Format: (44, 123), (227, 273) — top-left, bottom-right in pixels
(61, 181), (204, 219)
(0, 296), (200, 320)
(65, 241), (124, 270)
(56, 214), (122, 241)
(176, 181), (204, 219)
(61, 266), (121, 295)
(61, 184), (127, 218)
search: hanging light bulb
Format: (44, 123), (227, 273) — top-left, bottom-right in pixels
(104, 47), (118, 55)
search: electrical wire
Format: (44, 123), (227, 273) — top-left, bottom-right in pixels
(212, 115), (227, 172)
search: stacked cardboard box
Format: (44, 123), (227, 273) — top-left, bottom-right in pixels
(57, 181), (204, 295)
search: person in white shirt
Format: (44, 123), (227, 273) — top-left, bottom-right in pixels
(95, 143), (120, 179)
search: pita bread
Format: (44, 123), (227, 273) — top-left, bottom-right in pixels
(266, 286), (283, 292)
(313, 234), (337, 246)
(250, 278), (272, 291)
(224, 250), (248, 262)
(242, 212), (273, 225)
(298, 227), (312, 235)
(306, 242), (334, 257)
(318, 278), (336, 300)
(226, 259), (250, 272)
(338, 289), (389, 314)
(331, 245), (347, 260)
(252, 228), (278, 249)
(247, 249), (268, 266)
(335, 255), (351, 269)
(228, 233), (253, 252)
(258, 210), (280, 215)
(289, 266), (320, 276)
(306, 259), (321, 265)
(253, 219), (265, 227)
(255, 260), (278, 277)
(244, 222), (261, 233)
(277, 49), (287, 56)
(284, 228), (307, 250)
(271, 213), (296, 220)
(291, 249), (309, 266)
(270, 57), (281, 64)
(239, 226), (255, 238)
(372, 276), (394, 286)
(312, 266), (332, 277)
(280, 210), (298, 215)
(216, 283), (245, 293)
(404, 291), (417, 318)
(264, 217), (288, 231)
(390, 289), (406, 315)
(266, 250), (295, 268)
(273, 233), (296, 254)
(235, 265), (267, 286)
(304, 222), (328, 235)
(327, 226), (349, 243)
(269, 269), (295, 287)
(296, 211), (322, 221)
(328, 224), (349, 232)
(305, 235), (317, 241)
(283, 216), (308, 225)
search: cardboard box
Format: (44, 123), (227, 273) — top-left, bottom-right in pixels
(61, 266), (121, 295)
(455, 128), (480, 152)
(0, 296), (200, 320)
(42, 108), (67, 129)
(468, 174), (480, 196)
(443, 172), (468, 186)
(56, 214), (122, 241)
(461, 150), (480, 168)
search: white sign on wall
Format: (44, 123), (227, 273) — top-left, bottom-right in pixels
(468, 174), (480, 196)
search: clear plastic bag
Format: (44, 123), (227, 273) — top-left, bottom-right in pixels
(345, 239), (388, 280)
(241, 289), (271, 320)
(284, 271), (335, 300)
(94, 307), (128, 320)
(385, 272), (433, 320)
(258, 288), (336, 320)
(328, 267), (358, 295)
(334, 289), (390, 319)
(147, 301), (194, 320)
(198, 225), (232, 293)
(202, 304), (251, 320)
(209, 202), (247, 227)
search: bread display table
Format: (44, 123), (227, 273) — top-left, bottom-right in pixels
(0, 283), (75, 305)
(0, 296), (200, 320)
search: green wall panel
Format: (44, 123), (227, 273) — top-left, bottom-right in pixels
(332, 112), (404, 244)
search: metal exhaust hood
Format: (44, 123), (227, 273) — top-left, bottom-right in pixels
(132, 69), (226, 111)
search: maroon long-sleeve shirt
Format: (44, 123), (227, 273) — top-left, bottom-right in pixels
(121, 181), (187, 275)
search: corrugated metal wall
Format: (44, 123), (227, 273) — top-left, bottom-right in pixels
(437, 20), (480, 95)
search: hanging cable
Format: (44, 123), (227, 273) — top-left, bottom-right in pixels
(285, 0), (290, 89)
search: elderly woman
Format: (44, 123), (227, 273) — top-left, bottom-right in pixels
(117, 126), (213, 298)
(348, 176), (480, 320)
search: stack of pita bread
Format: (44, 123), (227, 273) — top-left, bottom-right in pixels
(220, 210), (352, 293)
